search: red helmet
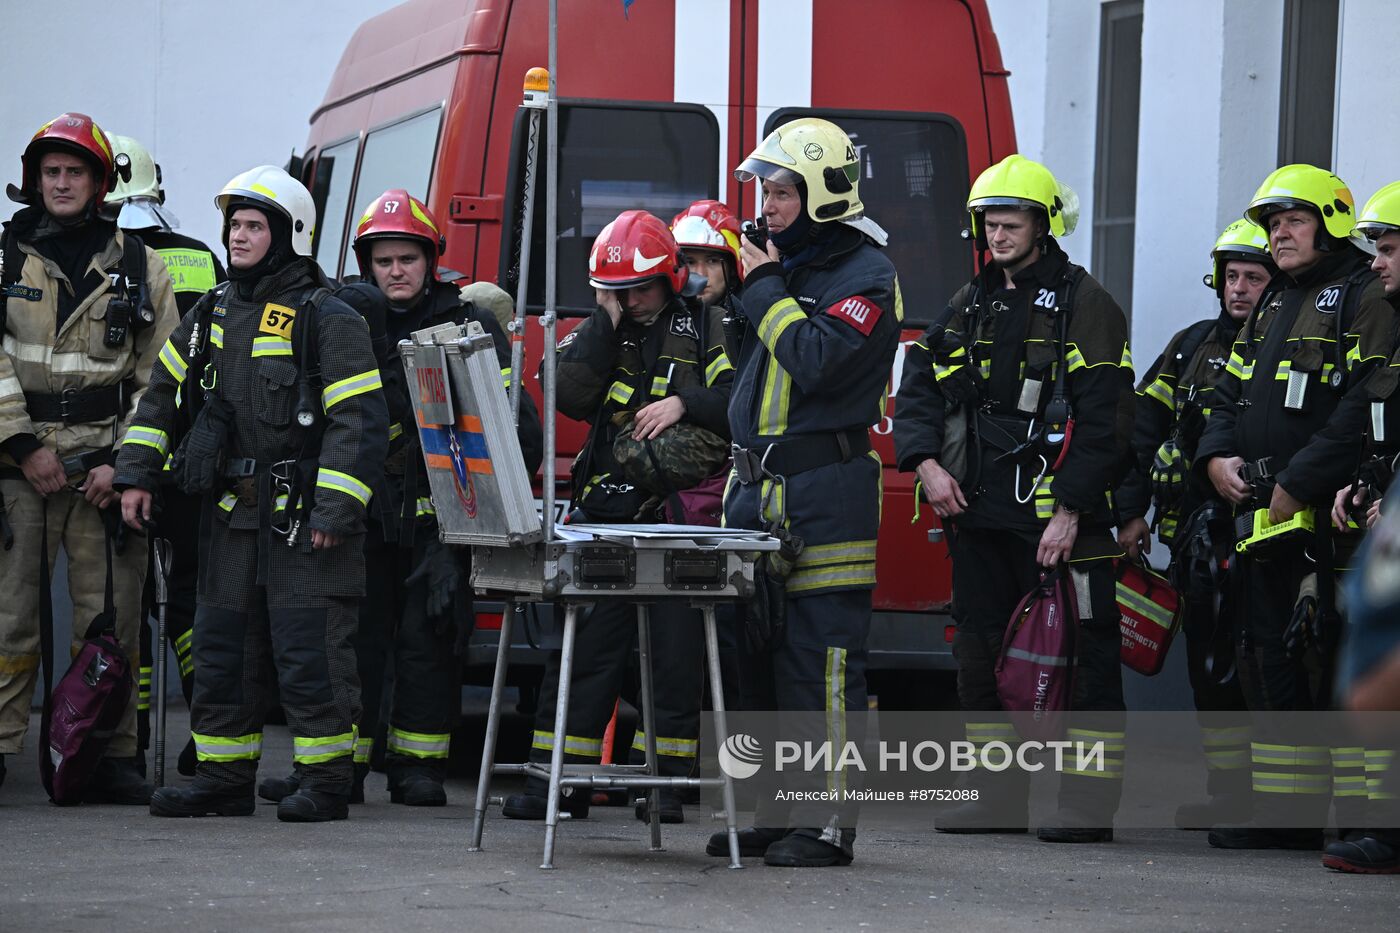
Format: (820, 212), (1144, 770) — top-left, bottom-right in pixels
(589, 210), (688, 293)
(671, 199), (744, 281)
(352, 188), (446, 279)
(14, 112), (116, 209)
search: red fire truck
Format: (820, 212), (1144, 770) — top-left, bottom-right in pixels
(298, 0), (1017, 703)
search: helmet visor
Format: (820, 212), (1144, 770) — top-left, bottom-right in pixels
(1351, 221), (1400, 255)
(733, 157), (803, 186)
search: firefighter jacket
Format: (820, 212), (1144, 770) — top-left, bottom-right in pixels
(0, 209), (178, 468)
(1117, 311), (1238, 542)
(1277, 289), (1400, 502)
(115, 258), (389, 563)
(725, 224), (900, 595)
(1195, 249), (1394, 506)
(138, 228), (226, 316)
(380, 280), (543, 537)
(555, 295), (732, 521)
(894, 239), (1133, 549)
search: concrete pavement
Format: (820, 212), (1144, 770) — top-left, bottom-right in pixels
(2, 711), (1396, 932)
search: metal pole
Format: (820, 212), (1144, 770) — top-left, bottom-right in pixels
(152, 538), (171, 789)
(635, 604), (662, 850)
(469, 600), (515, 851)
(703, 603), (743, 869)
(540, 0), (559, 543)
(509, 99), (543, 422)
(541, 601), (578, 870)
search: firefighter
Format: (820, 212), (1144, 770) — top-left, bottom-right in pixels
(671, 199), (748, 708)
(1116, 220), (1274, 829)
(710, 118), (900, 867)
(1293, 181), (1400, 873)
(116, 165), (389, 822)
(1197, 164), (1395, 851)
(258, 189), (543, 807)
(0, 113), (179, 803)
(894, 154), (1134, 843)
(502, 210), (732, 826)
(106, 134), (227, 778)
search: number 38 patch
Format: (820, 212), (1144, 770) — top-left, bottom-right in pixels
(260, 303), (298, 338)
(825, 295), (882, 336)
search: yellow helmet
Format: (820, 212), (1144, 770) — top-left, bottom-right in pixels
(734, 117), (863, 223)
(1351, 181), (1400, 253)
(1206, 218), (1274, 292)
(1243, 164), (1356, 241)
(966, 154), (1078, 246)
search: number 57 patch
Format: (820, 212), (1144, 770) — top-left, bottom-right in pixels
(260, 303), (298, 339)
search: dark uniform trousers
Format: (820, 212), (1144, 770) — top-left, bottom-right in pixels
(1178, 590), (1252, 799)
(353, 519), (462, 775)
(949, 526), (1125, 820)
(191, 518), (362, 794)
(524, 599), (704, 792)
(137, 487), (201, 752)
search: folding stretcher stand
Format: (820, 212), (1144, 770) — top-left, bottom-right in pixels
(402, 320), (776, 869)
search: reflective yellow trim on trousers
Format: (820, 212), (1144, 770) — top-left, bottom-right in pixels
(757, 297), (806, 351)
(388, 728), (450, 759)
(531, 730), (603, 758)
(316, 468), (372, 506)
(354, 737), (374, 765)
(293, 731), (356, 764)
(0, 653), (40, 674)
(1251, 743), (1331, 794)
(965, 721), (1019, 764)
(630, 732), (700, 758)
(826, 646), (848, 796)
(416, 496), (435, 517)
(137, 666), (152, 711)
(322, 369), (383, 411)
(1062, 727), (1125, 779)
(788, 541), (878, 593)
(193, 732), (263, 762)
(1367, 749), (1396, 799)
(1202, 725), (1251, 771)
(174, 628), (193, 677)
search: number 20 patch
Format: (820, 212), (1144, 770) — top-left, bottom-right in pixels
(260, 303), (298, 338)
(826, 295), (882, 336)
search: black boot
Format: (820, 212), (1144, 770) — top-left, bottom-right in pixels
(1323, 834), (1400, 874)
(1037, 808), (1114, 843)
(634, 792), (684, 824)
(350, 763), (369, 805)
(258, 769), (301, 803)
(389, 766), (447, 807)
(1175, 791), (1251, 830)
(177, 738), (197, 778)
(84, 757), (154, 806)
(1207, 825), (1322, 850)
(277, 787), (349, 822)
(935, 768), (1030, 834)
(502, 787), (590, 820)
(706, 825), (786, 858)
(150, 778), (255, 817)
(762, 829), (855, 867)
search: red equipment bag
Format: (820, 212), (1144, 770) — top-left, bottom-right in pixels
(38, 504), (133, 804)
(995, 567), (1078, 741)
(1115, 558), (1184, 676)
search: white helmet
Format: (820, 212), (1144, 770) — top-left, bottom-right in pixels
(215, 165), (315, 257)
(108, 134), (180, 233)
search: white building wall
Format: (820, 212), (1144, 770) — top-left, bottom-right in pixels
(0, 0), (401, 253)
(1333, 0), (1400, 211)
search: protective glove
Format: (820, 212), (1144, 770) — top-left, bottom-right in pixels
(406, 538), (461, 620)
(1150, 440), (1187, 505)
(933, 332), (982, 406)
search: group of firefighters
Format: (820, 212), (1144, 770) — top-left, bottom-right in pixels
(0, 107), (1396, 874)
